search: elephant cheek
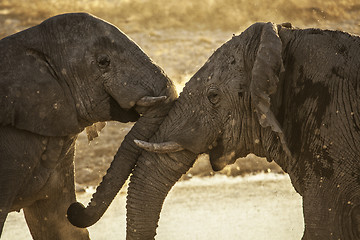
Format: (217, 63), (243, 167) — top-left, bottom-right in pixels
(210, 158), (227, 171)
(209, 143), (236, 171)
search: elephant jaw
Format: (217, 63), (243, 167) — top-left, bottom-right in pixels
(104, 81), (168, 115)
(109, 89), (168, 114)
(208, 139), (237, 171)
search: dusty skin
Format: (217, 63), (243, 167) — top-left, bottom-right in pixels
(0, 0), (360, 239)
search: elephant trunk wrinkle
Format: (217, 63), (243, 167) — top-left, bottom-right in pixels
(67, 111), (168, 228)
(126, 148), (196, 239)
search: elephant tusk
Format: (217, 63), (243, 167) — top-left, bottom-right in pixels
(136, 96), (167, 107)
(134, 140), (184, 153)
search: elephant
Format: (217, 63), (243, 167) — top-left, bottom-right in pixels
(121, 22), (360, 239)
(0, 13), (177, 239)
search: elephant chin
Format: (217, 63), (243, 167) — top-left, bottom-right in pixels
(209, 141), (236, 171)
(109, 97), (140, 122)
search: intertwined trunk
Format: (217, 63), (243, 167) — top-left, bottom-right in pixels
(67, 104), (174, 228)
(126, 146), (197, 239)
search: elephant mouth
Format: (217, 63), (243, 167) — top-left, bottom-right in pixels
(109, 96), (140, 122)
(105, 81), (168, 114)
(108, 94), (169, 122)
(133, 95), (168, 114)
(208, 137), (237, 171)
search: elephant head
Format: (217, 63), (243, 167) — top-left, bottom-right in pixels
(0, 13), (177, 229)
(0, 12), (177, 135)
(130, 22), (360, 239)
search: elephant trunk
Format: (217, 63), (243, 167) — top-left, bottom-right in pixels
(67, 105), (173, 228)
(126, 148), (197, 239)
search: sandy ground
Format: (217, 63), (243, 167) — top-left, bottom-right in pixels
(3, 173), (304, 240)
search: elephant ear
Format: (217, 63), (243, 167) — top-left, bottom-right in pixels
(0, 48), (81, 136)
(249, 22), (291, 157)
(85, 122), (107, 142)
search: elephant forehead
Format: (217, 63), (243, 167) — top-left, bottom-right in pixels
(193, 38), (247, 78)
(39, 14), (129, 50)
(189, 60), (248, 91)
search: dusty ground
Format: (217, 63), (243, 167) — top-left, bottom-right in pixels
(3, 174), (303, 240)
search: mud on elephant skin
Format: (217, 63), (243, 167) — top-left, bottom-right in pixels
(131, 22), (360, 239)
(0, 13), (177, 239)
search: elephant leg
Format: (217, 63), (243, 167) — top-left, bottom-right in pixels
(0, 126), (42, 237)
(23, 144), (89, 240)
(23, 197), (89, 240)
(0, 165), (26, 236)
(0, 170), (26, 237)
(0, 191), (12, 236)
(0, 211), (7, 236)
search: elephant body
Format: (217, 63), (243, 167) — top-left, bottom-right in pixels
(0, 13), (177, 239)
(276, 26), (360, 239)
(128, 23), (360, 239)
(1, 127), (85, 239)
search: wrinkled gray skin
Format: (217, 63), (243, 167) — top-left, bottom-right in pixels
(129, 22), (360, 239)
(0, 13), (176, 239)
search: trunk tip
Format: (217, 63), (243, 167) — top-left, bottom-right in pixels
(67, 202), (93, 228)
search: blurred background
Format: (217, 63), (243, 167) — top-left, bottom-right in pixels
(1, 0), (358, 187)
(2, 1), (359, 239)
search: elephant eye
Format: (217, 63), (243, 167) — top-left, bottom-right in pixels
(97, 54), (110, 68)
(207, 88), (221, 105)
